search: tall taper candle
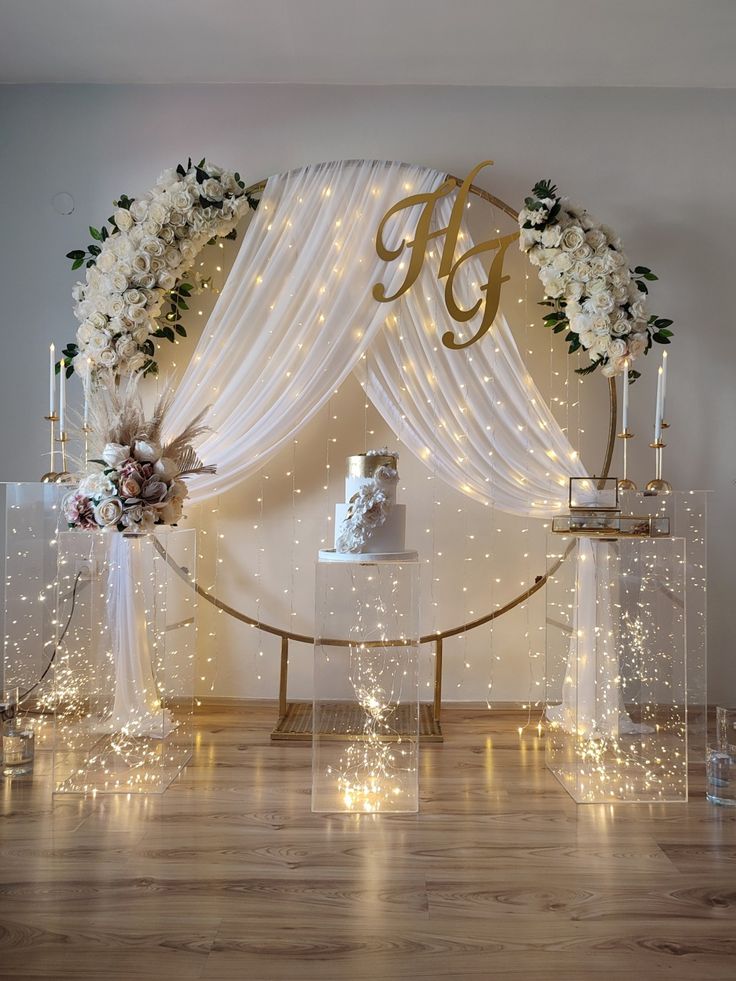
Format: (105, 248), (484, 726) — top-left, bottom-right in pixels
(621, 360), (629, 433)
(654, 365), (663, 443)
(48, 343), (55, 417)
(661, 349), (668, 421)
(59, 363), (66, 438)
(83, 359), (91, 428)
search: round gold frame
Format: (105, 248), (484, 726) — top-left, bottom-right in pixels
(162, 167), (619, 737)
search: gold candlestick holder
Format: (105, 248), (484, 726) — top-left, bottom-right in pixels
(646, 437), (672, 494)
(617, 429), (637, 492)
(54, 432), (71, 483)
(81, 423), (93, 468)
(40, 413), (59, 482)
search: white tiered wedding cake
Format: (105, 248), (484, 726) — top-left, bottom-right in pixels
(319, 449), (417, 561)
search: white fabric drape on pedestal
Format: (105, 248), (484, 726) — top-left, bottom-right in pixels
(103, 533), (173, 738)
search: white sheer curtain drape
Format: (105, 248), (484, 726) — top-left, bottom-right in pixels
(166, 160), (442, 499)
(166, 159), (583, 506)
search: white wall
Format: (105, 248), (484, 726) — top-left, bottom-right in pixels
(0, 83), (733, 702)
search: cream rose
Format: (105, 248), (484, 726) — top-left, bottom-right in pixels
(201, 178), (224, 201)
(133, 439), (161, 463)
(94, 496), (124, 528)
(98, 347), (119, 368)
(607, 338), (627, 360)
(102, 442), (130, 467)
(560, 226), (585, 253)
(114, 208), (133, 231)
(96, 251), (116, 273)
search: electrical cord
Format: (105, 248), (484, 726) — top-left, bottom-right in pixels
(0, 571), (83, 724)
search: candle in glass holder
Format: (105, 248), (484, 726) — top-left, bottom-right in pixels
(3, 728), (34, 773)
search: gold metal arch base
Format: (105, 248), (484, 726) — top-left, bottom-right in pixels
(187, 171), (620, 741)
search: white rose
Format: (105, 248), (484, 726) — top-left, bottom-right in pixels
(591, 315), (611, 337)
(127, 304), (149, 323)
(179, 240), (197, 261)
(141, 219), (163, 238)
(164, 247), (182, 268)
(88, 311), (108, 330)
(88, 329), (111, 353)
(96, 251), (116, 273)
(168, 210), (186, 228)
(80, 471), (115, 498)
(107, 295), (125, 318)
(116, 335), (139, 359)
(114, 208), (133, 231)
(159, 226), (175, 244)
(572, 243), (594, 261)
(157, 269), (177, 290)
(77, 321), (94, 344)
(560, 226), (585, 253)
(201, 178), (224, 201)
(147, 201), (169, 225)
(98, 347), (119, 368)
(629, 298), (647, 321)
(132, 252), (151, 275)
(136, 272), (157, 290)
(627, 332), (648, 357)
(133, 439), (161, 463)
(566, 281), (584, 302)
(94, 496), (124, 528)
(72, 353), (92, 378)
(611, 317), (632, 336)
(126, 352), (149, 374)
(589, 257), (608, 279)
(130, 199), (148, 222)
(585, 229), (607, 250)
(543, 276), (565, 299)
(551, 252), (573, 275)
(123, 288), (145, 306)
(102, 443), (129, 467)
(72, 283), (86, 302)
(569, 313), (593, 336)
(519, 228), (542, 252)
(108, 270), (129, 293)
(153, 456), (179, 481)
(156, 168), (179, 189)
(590, 291), (614, 313)
(132, 325), (150, 344)
(158, 497), (184, 525)
(141, 236), (165, 257)
(170, 187), (194, 212)
(571, 261), (591, 282)
(607, 338), (627, 360)
(541, 225), (562, 248)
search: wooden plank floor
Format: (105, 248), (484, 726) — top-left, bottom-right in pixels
(1, 704), (735, 980)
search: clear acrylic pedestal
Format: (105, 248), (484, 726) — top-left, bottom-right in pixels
(312, 551), (420, 813)
(546, 535), (688, 803)
(1, 482), (67, 753)
(53, 528), (197, 795)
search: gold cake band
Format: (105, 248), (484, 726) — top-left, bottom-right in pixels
(346, 454), (398, 479)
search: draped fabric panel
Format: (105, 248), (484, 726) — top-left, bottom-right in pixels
(166, 159), (584, 510)
(166, 160), (444, 499)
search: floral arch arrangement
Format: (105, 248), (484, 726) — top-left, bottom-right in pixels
(59, 160), (673, 390)
(519, 180), (673, 381)
(60, 158), (259, 380)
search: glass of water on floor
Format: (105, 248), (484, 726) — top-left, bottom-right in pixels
(707, 707), (736, 806)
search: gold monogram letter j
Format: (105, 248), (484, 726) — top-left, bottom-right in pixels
(372, 160), (519, 350)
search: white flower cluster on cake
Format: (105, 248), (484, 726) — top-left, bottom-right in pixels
(63, 159), (254, 379)
(519, 180), (673, 380)
(63, 380), (215, 533)
(336, 450), (400, 553)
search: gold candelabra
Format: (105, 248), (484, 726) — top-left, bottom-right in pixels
(617, 429), (637, 492)
(646, 421), (672, 493)
(40, 413), (60, 483)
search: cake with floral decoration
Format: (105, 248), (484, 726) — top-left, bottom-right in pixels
(333, 449), (406, 554)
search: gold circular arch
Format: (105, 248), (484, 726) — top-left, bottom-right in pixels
(165, 166), (619, 735)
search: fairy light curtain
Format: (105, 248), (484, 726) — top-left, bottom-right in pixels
(165, 159), (584, 509)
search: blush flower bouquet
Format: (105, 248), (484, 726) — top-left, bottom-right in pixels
(63, 378), (215, 533)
